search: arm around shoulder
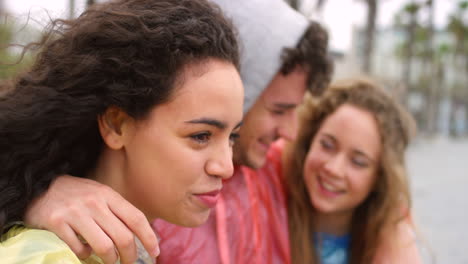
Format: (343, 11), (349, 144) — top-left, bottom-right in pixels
(23, 175), (159, 264)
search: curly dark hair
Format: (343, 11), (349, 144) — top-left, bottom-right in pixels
(280, 21), (333, 96)
(0, 0), (239, 233)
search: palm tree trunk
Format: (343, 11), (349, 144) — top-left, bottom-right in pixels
(425, 0), (439, 136)
(87, 0), (96, 8)
(401, 4), (418, 107)
(285, 0), (300, 10)
(69, 0), (75, 19)
(0, 0), (4, 17)
(362, 0), (377, 74)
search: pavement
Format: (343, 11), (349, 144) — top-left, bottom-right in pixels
(407, 137), (468, 264)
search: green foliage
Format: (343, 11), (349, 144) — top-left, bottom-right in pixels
(404, 2), (421, 15)
(436, 43), (452, 60)
(459, 0), (468, 10)
(393, 1), (467, 67)
(393, 2), (421, 28)
(0, 22), (13, 44)
(447, 1), (468, 55)
(448, 16), (466, 40)
(0, 18), (34, 80)
(0, 52), (33, 80)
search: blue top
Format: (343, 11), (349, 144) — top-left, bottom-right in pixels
(313, 232), (351, 264)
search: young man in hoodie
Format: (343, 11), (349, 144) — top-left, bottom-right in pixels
(22, 0), (332, 263)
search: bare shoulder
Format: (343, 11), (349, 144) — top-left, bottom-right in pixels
(373, 217), (423, 264)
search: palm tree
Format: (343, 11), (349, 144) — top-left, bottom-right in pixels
(394, 1), (420, 106)
(87, 0), (96, 8)
(69, 0), (75, 19)
(285, 0), (378, 75)
(448, 1), (468, 76)
(361, 0), (378, 74)
(286, 0), (300, 10)
(447, 1), (468, 136)
(423, 0), (439, 136)
(284, 0), (326, 14)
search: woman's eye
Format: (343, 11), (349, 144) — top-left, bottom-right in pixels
(352, 157), (369, 168)
(190, 132), (211, 144)
(320, 139), (334, 150)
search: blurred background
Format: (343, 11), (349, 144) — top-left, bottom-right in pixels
(1, 0), (467, 263)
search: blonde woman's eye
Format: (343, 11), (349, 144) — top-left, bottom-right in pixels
(320, 139), (333, 150)
(352, 157), (369, 168)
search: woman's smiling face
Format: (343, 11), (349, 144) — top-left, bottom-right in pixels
(112, 59), (244, 227)
(303, 104), (381, 218)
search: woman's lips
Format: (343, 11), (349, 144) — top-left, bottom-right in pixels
(194, 190), (221, 208)
(318, 177), (344, 198)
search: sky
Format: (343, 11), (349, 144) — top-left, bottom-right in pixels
(3, 0), (457, 51)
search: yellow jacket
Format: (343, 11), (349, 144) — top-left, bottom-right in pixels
(0, 225), (102, 264)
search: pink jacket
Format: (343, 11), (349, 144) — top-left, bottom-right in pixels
(153, 141), (290, 264)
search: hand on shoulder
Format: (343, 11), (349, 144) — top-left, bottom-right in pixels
(24, 175), (159, 264)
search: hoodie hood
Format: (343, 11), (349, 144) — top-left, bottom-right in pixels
(210, 0), (308, 112)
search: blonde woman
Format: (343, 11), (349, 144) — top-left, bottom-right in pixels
(286, 79), (421, 263)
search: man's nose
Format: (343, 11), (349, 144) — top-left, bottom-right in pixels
(277, 111), (299, 141)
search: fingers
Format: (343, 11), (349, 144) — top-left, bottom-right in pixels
(78, 185), (139, 264)
(108, 190), (160, 259)
(95, 210), (138, 264)
(54, 224), (93, 259)
(23, 175), (157, 263)
(70, 217), (121, 264)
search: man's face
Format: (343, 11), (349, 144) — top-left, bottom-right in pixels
(233, 67), (307, 169)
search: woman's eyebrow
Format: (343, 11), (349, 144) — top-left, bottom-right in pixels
(185, 118), (227, 129)
(321, 133), (336, 142)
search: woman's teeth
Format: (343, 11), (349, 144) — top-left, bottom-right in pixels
(321, 180), (341, 193)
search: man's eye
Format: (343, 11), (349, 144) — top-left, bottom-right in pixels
(229, 133), (240, 146)
(271, 109), (286, 116)
(190, 132), (211, 143)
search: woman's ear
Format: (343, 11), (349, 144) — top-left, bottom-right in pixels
(98, 106), (134, 150)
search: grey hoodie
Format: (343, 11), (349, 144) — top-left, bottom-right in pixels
(210, 0), (308, 112)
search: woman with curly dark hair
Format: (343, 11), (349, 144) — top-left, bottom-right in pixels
(0, 0), (243, 263)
